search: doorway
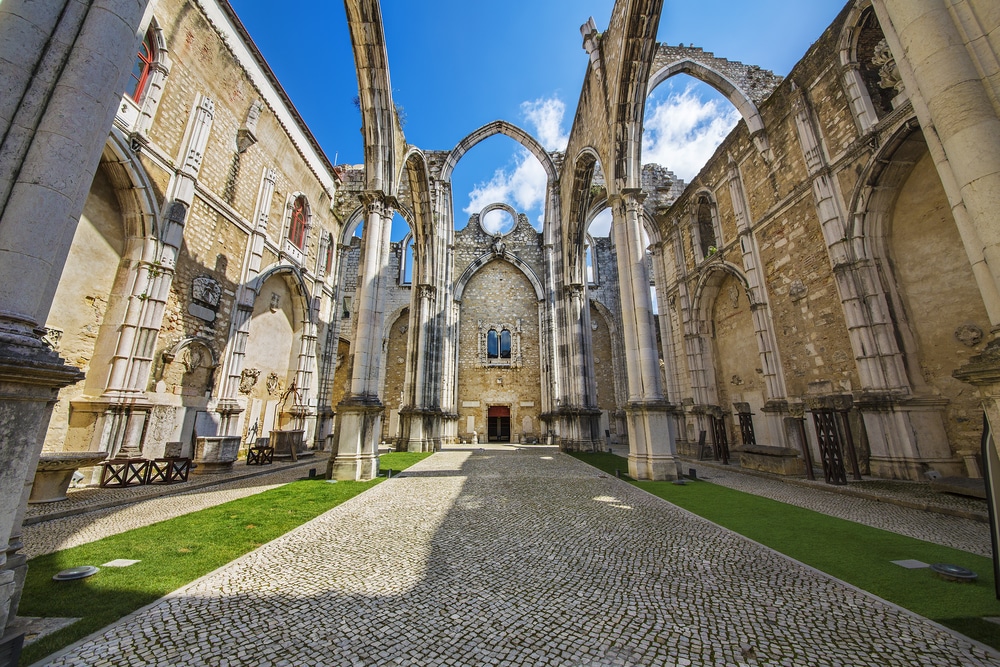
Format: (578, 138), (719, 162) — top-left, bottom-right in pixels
(487, 405), (510, 442)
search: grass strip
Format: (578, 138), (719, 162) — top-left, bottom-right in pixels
(572, 452), (1000, 651)
(18, 452), (431, 665)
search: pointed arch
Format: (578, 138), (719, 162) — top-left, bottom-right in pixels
(343, 0), (401, 193)
(565, 147), (603, 286)
(611, 0), (663, 190)
(454, 254), (545, 303)
(401, 147), (435, 284)
(838, 0), (891, 132)
(692, 262), (757, 326)
(250, 264), (315, 326)
(648, 59), (767, 138)
(440, 120), (558, 183)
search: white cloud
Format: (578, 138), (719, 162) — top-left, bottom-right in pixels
(464, 148), (547, 228)
(642, 84), (740, 182)
(521, 97), (569, 151)
(461, 95), (566, 230)
(587, 208), (613, 237)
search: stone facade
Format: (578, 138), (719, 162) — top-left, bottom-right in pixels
(3, 0), (1000, 652)
(654, 0), (998, 481)
(39, 0), (344, 468)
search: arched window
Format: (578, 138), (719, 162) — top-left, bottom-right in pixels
(487, 330), (512, 359)
(289, 196), (307, 249)
(487, 330), (498, 358)
(697, 196), (716, 258)
(481, 323), (519, 366)
(129, 30), (154, 102)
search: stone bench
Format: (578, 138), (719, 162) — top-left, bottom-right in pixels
(732, 445), (805, 476)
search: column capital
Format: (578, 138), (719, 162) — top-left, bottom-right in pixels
(358, 190), (397, 216)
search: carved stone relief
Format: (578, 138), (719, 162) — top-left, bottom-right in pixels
(955, 324), (984, 347)
(239, 368), (260, 394)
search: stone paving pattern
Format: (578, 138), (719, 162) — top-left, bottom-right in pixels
(687, 463), (991, 557)
(39, 448), (1000, 667)
(23, 459), (323, 559)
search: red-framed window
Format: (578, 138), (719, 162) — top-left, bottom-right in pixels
(289, 196), (307, 249)
(129, 31), (154, 101)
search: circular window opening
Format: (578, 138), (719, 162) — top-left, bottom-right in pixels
(480, 205), (516, 236)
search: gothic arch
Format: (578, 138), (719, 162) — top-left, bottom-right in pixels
(401, 148), (435, 284)
(164, 337), (219, 369)
(440, 120), (558, 183)
(250, 264), (315, 326)
(103, 128), (161, 242)
(692, 262), (757, 324)
(343, 0), (401, 194)
(453, 254), (545, 303)
(566, 148), (604, 285)
(843, 119), (981, 477)
(340, 202), (414, 246)
(42, 130), (165, 454)
(611, 0), (661, 191)
(647, 49), (778, 160)
(844, 119), (937, 393)
(838, 0), (896, 132)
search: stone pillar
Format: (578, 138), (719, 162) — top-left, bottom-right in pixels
(400, 284), (443, 452)
(873, 0), (1000, 326)
(610, 190), (680, 480)
(330, 191), (393, 480)
(0, 0), (150, 648)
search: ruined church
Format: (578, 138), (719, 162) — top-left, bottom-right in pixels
(0, 0), (999, 648)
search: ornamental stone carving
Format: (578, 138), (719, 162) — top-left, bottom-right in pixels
(955, 323), (984, 347)
(872, 39), (904, 96)
(266, 372), (281, 395)
(192, 276), (222, 307)
(239, 368), (260, 394)
(477, 319), (523, 368)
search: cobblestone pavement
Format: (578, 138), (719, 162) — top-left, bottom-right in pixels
(22, 458), (324, 559)
(686, 462), (991, 557)
(40, 448), (1000, 667)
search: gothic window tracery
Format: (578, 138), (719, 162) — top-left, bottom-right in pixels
(693, 193), (722, 261)
(478, 320), (522, 368)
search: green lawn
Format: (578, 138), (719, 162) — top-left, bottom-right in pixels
(572, 451), (1000, 650)
(18, 452), (431, 666)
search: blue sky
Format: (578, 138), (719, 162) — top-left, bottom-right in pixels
(228, 0), (846, 237)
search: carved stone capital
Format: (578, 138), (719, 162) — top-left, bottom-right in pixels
(358, 191), (396, 217)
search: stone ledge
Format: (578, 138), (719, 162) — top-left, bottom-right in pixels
(731, 445), (805, 476)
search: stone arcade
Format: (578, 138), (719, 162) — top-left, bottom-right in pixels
(0, 0), (999, 658)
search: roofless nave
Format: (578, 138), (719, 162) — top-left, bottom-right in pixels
(0, 0), (999, 655)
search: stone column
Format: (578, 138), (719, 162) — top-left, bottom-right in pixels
(610, 190), (680, 480)
(400, 284), (442, 452)
(0, 0), (150, 648)
(556, 282), (601, 451)
(874, 0), (1000, 326)
(330, 191), (393, 480)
